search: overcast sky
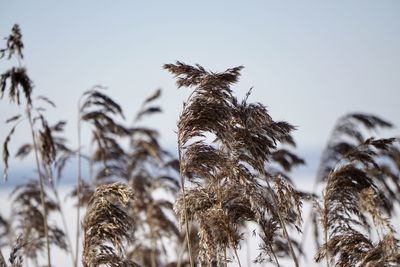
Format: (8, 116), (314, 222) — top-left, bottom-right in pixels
(1, 1), (400, 173)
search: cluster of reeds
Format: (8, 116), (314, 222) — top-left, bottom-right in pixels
(165, 62), (305, 266)
(77, 86), (184, 266)
(1, 24), (71, 267)
(1, 24), (400, 267)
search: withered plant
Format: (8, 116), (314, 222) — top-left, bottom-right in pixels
(82, 183), (138, 267)
(12, 118), (76, 265)
(1, 24), (57, 266)
(9, 180), (67, 264)
(2, 24), (400, 267)
(301, 114), (400, 256)
(0, 237), (27, 267)
(75, 85), (128, 267)
(78, 88), (185, 266)
(165, 62), (303, 266)
(311, 113), (400, 266)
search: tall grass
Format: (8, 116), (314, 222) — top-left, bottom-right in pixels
(1, 24), (400, 267)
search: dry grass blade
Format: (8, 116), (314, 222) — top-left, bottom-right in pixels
(5, 115), (21, 124)
(2, 126), (15, 181)
(82, 183), (138, 267)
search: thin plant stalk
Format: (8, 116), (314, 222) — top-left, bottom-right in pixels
(299, 180), (318, 250)
(148, 202), (156, 267)
(269, 244), (281, 267)
(178, 142), (194, 267)
(322, 186), (331, 267)
(45, 166), (76, 265)
(75, 102), (82, 267)
(0, 248), (6, 267)
(233, 247), (242, 267)
(263, 176), (299, 267)
(55, 189), (76, 265)
(26, 106), (52, 267)
(176, 236), (186, 267)
(224, 248), (227, 267)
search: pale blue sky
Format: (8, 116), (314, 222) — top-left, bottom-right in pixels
(1, 1), (400, 172)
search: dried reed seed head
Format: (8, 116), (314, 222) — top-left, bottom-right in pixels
(10, 180), (67, 261)
(79, 87), (183, 265)
(0, 24), (24, 60)
(7, 236), (26, 267)
(175, 183), (267, 262)
(318, 113), (394, 182)
(81, 89), (125, 118)
(358, 187), (392, 231)
(316, 231), (400, 266)
(359, 233), (400, 266)
(0, 68), (33, 106)
(135, 89), (163, 121)
(0, 215), (10, 248)
(315, 230), (373, 265)
(38, 116), (56, 166)
(316, 135), (400, 266)
(163, 62), (208, 88)
(323, 165), (375, 233)
(167, 62), (304, 265)
(271, 149), (305, 172)
(271, 177), (303, 228)
(83, 183), (136, 267)
(164, 61), (243, 88)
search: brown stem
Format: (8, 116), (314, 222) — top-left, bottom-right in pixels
(178, 141), (194, 267)
(246, 232), (251, 267)
(47, 166), (76, 265)
(176, 233), (187, 267)
(75, 107), (82, 267)
(323, 191), (330, 267)
(233, 247), (242, 267)
(269, 244), (281, 267)
(263, 176), (299, 267)
(0, 248), (6, 267)
(223, 247), (228, 267)
(27, 106), (52, 267)
(148, 201), (157, 267)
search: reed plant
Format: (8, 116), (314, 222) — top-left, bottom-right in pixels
(1, 24), (400, 267)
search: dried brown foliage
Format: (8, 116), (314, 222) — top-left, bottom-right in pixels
(306, 114), (400, 258)
(9, 180), (67, 263)
(166, 61), (303, 266)
(79, 88), (183, 266)
(0, 237), (27, 267)
(2, 24), (400, 267)
(82, 183), (138, 267)
(0, 25), (24, 60)
(315, 134), (400, 266)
